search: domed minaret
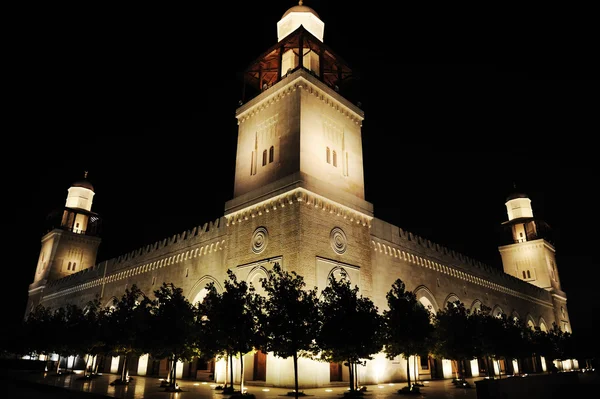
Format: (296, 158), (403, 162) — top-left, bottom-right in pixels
(26, 172), (102, 313)
(228, 0), (369, 216)
(498, 190), (571, 332)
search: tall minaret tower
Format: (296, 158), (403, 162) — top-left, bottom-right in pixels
(498, 191), (571, 332)
(225, 1), (371, 217)
(26, 172), (102, 313)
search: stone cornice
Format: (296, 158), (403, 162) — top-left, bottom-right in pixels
(236, 70), (364, 126)
(371, 237), (554, 309)
(225, 188), (373, 228)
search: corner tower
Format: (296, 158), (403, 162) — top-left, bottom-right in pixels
(26, 173), (102, 313)
(226, 1), (371, 217)
(498, 191), (571, 332)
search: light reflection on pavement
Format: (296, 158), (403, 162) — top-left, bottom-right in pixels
(10, 371), (480, 399)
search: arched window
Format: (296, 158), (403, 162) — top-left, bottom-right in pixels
(67, 262), (72, 271)
(522, 271), (526, 279)
(269, 146), (274, 163)
(326, 147), (330, 163)
(72, 262), (76, 271)
(333, 150), (337, 167)
(262, 150), (267, 166)
(527, 270), (531, 279)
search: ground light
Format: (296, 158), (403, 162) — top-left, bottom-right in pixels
(325, 389), (333, 392)
(263, 389), (270, 392)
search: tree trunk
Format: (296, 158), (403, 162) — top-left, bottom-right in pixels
(84, 354), (90, 377)
(240, 352), (245, 394)
(497, 359), (501, 379)
(354, 363), (359, 390)
(224, 353), (229, 388)
(348, 360), (354, 392)
(293, 352), (299, 399)
(414, 356), (418, 383)
(171, 354), (177, 389)
(121, 354), (128, 382)
(56, 355), (61, 374)
(94, 355), (100, 375)
(406, 356), (412, 388)
(230, 354), (234, 391)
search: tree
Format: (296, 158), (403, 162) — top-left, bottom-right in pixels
(74, 297), (108, 377)
(23, 305), (54, 361)
(471, 305), (504, 378)
(317, 272), (384, 393)
(383, 279), (433, 390)
(497, 316), (532, 376)
(260, 263), (320, 399)
(104, 284), (152, 384)
(432, 301), (476, 380)
(196, 282), (231, 388)
(533, 322), (572, 371)
(197, 270), (262, 394)
(60, 304), (86, 373)
(146, 283), (198, 391)
(221, 269), (263, 394)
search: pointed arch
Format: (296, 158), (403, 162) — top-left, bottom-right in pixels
(492, 305), (504, 318)
(326, 147), (331, 164)
(526, 314), (536, 329)
(104, 296), (118, 310)
(470, 299), (483, 313)
(413, 285), (439, 315)
(262, 150), (267, 166)
(327, 266), (350, 284)
(269, 146), (274, 163)
(247, 266), (270, 297)
(443, 293), (461, 309)
(512, 310), (521, 321)
(538, 317), (548, 332)
(188, 275), (223, 305)
(333, 150), (337, 167)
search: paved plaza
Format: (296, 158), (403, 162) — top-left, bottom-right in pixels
(4, 370), (479, 399)
(4, 369), (598, 399)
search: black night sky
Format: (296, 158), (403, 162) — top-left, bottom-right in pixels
(4, 1), (598, 353)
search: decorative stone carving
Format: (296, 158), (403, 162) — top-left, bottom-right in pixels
(330, 227), (347, 255)
(252, 227), (269, 254)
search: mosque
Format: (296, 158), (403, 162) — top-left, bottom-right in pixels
(26, 1), (573, 387)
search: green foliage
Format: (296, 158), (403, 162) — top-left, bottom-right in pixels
(432, 301), (476, 378)
(260, 262), (320, 399)
(383, 279), (433, 358)
(260, 262), (320, 358)
(146, 283), (198, 362)
(23, 305), (54, 357)
(317, 271), (384, 391)
(222, 269), (263, 357)
(197, 270), (263, 391)
(383, 279), (433, 387)
(470, 305), (504, 361)
(533, 322), (572, 364)
(196, 283), (228, 361)
(104, 284), (152, 381)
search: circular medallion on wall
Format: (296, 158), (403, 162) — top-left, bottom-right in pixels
(330, 227), (347, 255)
(252, 227), (269, 254)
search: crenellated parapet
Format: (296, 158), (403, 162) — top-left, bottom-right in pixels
(225, 187), (372, 228)
(370, 218), (553, 307)
(41, 216), (228, 301)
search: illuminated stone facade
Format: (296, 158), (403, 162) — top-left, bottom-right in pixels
(26, 2), (572, 388)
